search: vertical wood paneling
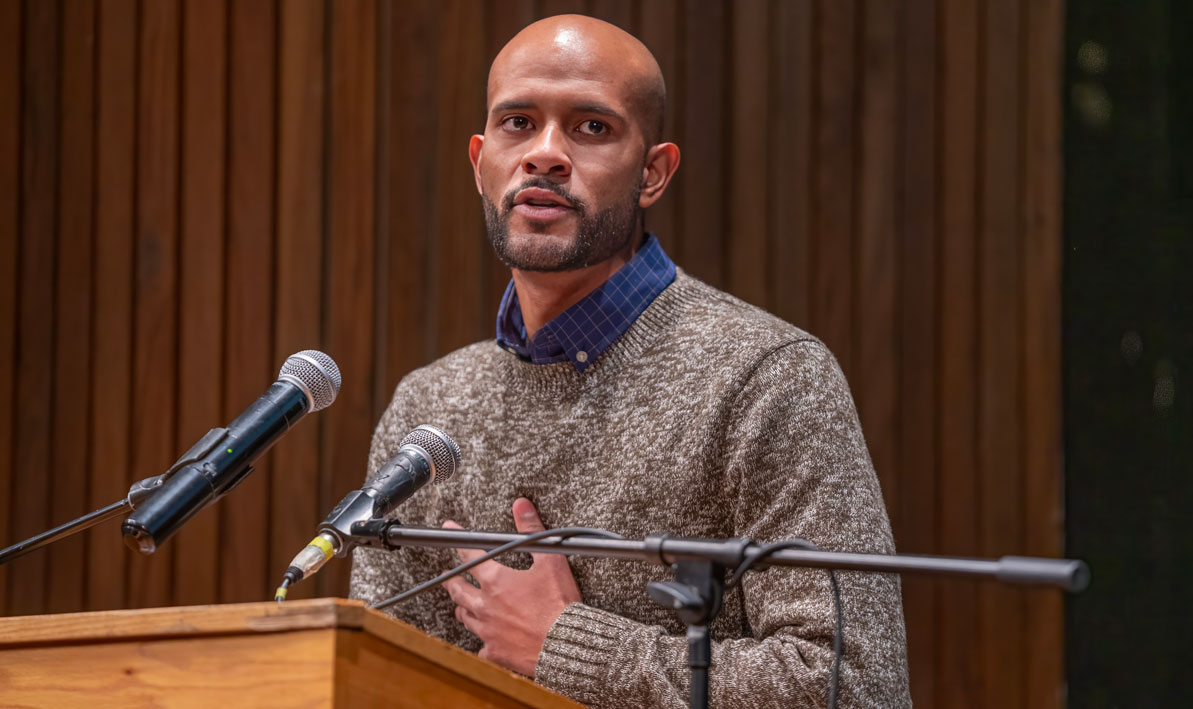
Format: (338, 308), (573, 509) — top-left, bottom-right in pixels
(678, 0), (727, 286)
(175, 0), (227, 607)
(587, 0), (634, 33)
(273, 0), (325, 602)
(221, 0), (276, 604)
(898, 1), (939, 706)
(767, 0), (812, 328)
(728, 0), (768, 308)
(855, 0), (899, 504)
(431, 0), (486, 356)
(87, 0), (136, 612)
(1, 5), (1068, 706)
(978, 0), (1025, 705)
(811, 0), (857, 374)
(321, 0), (377, 598)
(374, 0), (391, 425)
(0, 0), (24, 616)
(10, 0), (60, 616)
(127, 0), (180, 609)
(48, 0), (96, 614)
(936, 0), (982, 705)
(540, 0), (586, 17)
(1022, 0), (1065, 706)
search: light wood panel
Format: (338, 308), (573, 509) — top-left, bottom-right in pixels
(0, 1), (1066, 706)
(0, 599), (581, 708)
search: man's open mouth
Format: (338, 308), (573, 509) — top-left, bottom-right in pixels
(514, 187), (574, 210)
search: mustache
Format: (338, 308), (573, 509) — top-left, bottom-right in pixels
(501, 178), (585, 214)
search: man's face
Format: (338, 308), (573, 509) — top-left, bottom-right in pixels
(471, 39), (650, 272)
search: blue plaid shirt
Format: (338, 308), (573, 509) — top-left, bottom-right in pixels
(495, 234), (677, 372)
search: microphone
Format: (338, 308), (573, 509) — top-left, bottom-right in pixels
(274, 425), (461, 600)
(122, 350), (342, 554)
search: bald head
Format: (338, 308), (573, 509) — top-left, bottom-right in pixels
(488, 15), (666, 145)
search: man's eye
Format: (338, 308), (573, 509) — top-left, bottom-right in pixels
(580, 120), (607, 136)
(503, 116), (531, 131)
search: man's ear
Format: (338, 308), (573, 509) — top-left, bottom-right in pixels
(639, 142), (681, 208)
(468, 134), (485, 195)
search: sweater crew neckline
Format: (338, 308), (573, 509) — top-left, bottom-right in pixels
(495, 270), (708, 395)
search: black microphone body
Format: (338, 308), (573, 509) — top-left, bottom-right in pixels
(122, 351), (341, 554)
(275, 425), (460, 599)
(320, 448), (435, 546)
(122, 383), (309, 553)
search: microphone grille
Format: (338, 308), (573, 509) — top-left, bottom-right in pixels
(279, 350), (342, 412)
(401, 425), (462, 484)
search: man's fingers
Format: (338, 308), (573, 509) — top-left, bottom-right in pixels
(442, 574), (481, 611)
(455, 604), (484, 636)
(512, 497), (571, 569)
(512, 497), (546, 534)
(444, 520), (503, 581)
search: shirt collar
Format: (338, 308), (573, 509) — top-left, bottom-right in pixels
(495, 234), (677, 372)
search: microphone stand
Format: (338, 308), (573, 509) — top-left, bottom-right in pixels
(0, 427), (233, 566)
(0, 474), (167, 565)
(349, 521), (1090, 709)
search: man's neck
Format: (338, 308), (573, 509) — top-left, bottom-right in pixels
(511, 232), (641, 339)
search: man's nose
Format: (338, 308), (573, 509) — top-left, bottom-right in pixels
(521, 125), (571, 177)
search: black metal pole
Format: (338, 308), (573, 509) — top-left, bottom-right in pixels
(366, 525), (1090, 592)
(0, 499), (131, 566)
(689, 624), (710, 709)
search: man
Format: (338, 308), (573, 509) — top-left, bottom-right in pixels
(351, 14), (910, 708)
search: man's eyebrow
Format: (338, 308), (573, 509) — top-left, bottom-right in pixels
(490, 100), (534, 116)
(572, 103), (625, 121)
(488, 100), (626, 122)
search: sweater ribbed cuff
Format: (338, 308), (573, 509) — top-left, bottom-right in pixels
(535, 603), (639, 705)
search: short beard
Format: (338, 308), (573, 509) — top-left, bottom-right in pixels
(483, 177), (641, 273)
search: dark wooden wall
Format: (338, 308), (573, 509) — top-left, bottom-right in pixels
(0, 1), (1064, 707)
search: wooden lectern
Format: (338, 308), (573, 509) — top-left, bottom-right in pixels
(0, 598), (583, 708)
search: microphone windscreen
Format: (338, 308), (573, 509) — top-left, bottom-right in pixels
(401, 425), (462, 484)
(279, 350), (342, 412)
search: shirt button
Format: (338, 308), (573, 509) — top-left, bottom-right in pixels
(575, 350), (588, 363)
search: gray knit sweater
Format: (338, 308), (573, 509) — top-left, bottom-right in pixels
(349, 272), (911, 708)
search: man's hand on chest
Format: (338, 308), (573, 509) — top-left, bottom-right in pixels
(442, 497), (583, 677)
